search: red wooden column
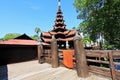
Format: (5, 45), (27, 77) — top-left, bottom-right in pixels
(37, 42), (43, 64)
(74, 32), (89, 78)
(51, 35), (59, 68)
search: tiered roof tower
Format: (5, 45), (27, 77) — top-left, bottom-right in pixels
(41, 0), (76, 49)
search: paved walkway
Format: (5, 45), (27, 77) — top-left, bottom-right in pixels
(0, 60), (110, 80)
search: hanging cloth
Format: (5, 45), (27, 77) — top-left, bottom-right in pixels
(62, 50), (74, 68)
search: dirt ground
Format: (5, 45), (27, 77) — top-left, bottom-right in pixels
(0, 60), (111, 80)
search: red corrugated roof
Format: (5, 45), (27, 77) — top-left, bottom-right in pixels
(0, 39), (38, 45)
(0, 39), (50, 46)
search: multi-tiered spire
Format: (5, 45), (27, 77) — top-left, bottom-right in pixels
(41, 0), (76, 49)
(53, 0), (66, 30)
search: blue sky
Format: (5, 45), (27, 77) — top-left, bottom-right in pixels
(0, 0), (81, 38)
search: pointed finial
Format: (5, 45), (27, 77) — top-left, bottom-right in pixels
(58, 0), (61, 7)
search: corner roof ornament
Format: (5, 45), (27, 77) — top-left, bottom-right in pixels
(74, 30), (82, 40)
(51, 35), (57, 42)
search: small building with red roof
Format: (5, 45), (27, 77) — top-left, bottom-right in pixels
(0, 34), (39, 65)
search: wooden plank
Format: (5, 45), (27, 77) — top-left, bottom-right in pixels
(115, 70), (120, 79)
(74, 34), (89, 78)
(86, 52), (108, 58)
(51, 36), (59, 68)
(89, 65), (120, 80)
(87, 59), (109, 64)
(114, 62), (120, 66)
(44, 50), (51, 54)
(108, 51), (116, 80)
(112, 51), (120, 58)
(87, 59), (120, 67)
(85, 50), (110, 54)
(89, 66), (111, 77)
(86, 50), (120, 58)
(37, 45), (41, 63)
(37, 45), (43, 64)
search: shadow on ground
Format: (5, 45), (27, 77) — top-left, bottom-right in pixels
(0, 65), (8, 80)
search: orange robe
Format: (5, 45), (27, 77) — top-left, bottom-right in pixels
(62, 50), (74, 68)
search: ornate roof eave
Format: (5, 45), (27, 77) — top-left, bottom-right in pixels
(42, 30), (76, 38)
(42, 42), (50, 46)
(52, 28), (67, 32)
(42, 36), (74, 43)
(65, 30), (76, 37)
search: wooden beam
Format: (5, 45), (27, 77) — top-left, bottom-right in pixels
(108, 51), (116, 80)
(87, 59), (109, 64)
(51, 36), (59, 68)
(37, 44), (43, 64)
(86, 52), (108, 58)
(74, 32), (89, 78)
(86, 50), (120, 58)
(89, 65), (120, 79)
(85, 50), (110, 54)
(89, 65), (111, 77)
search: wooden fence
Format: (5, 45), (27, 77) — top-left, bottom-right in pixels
(86, 50), (120, 80)
(44, 50), (120, 79)
(38, 48), (120, 80)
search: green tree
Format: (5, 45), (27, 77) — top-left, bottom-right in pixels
(74, 0), (120, 49)
(3, 33), (21, 40)
(82, 36), (91, 44)
(0, 38), (4, 41)
(31, 35), (38, 40)
(35, 27), (41, 41)
(35, 27), (41, 35)
(72, 27), (76, 30)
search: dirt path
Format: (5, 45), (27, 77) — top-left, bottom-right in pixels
(0, 60), (110, 80)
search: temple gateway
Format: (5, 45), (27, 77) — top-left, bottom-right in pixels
(41, 0), (76, 49)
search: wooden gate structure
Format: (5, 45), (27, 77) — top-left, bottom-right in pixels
(37, 32), (120, 80)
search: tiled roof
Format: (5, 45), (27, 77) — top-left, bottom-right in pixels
(42, 30), (75, 37)
(0, 39), (38, 45)
(42, 37), (73, 42)
(66, 30), (76, 37)
(42, 38), (51, 42)
(42, 32), (51, 37)
(42, 42), (50, 46)
(0, 39), (50, 46)
(57, 37), (73, 41)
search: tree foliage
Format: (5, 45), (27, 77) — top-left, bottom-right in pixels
(31, 35), (38, 41)
(3, 33), (21, 40)
(35, 27), (41, 41)
(0, 38), (4, 41)
(35, 27), (41, 35)
(74, 0), (120, 49)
